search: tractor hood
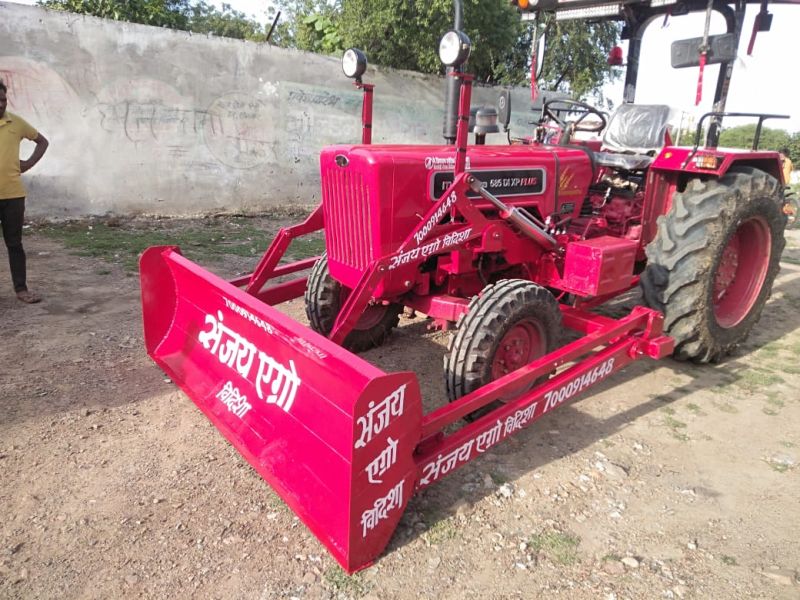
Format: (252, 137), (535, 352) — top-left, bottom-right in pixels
(319, 143), (593, 289)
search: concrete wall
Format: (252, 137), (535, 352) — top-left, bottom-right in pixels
(0, 2), (533, 217)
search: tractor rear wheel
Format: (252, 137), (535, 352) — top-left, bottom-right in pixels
(304, 254), (401, 352)
(444, 280), (562, 419)
(641, 167), (786, 362)
(785, 191), (799, 228)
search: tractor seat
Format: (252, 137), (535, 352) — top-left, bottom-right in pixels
(593, 104), (671, 171)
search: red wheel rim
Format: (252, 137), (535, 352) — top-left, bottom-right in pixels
(339, 288), (388, 331)
(712, 216), (771, 328)
(354, 304), (389, 330)
(491, 320), (546, 380)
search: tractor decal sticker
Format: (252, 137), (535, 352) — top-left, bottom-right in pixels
(412, 192), (458, 245)
(292, 336), (329, 360)
(424, 156), (471, 170)
(502, 402), (538, 436)
(223, 297), (274, 335)
(431, 168), (546, 200)
(420, 418), (505, 486)
(354, 383), (407, 449)
(420, 403), (540, 487)
(421, 359), (619, 488)
(360, 478), (405, 537)
(198, 310), (301, 413)
(390, 227), (472, 269)
(543, 358), (615, 413)
(216, 380), (253, 419)
(365, 437), (399, 484)
(558, 169), (583, 198)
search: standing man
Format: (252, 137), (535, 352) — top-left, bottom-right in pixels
(0, 79), (49, 303)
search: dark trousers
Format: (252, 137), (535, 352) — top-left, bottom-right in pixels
(0, 197), (27, 292)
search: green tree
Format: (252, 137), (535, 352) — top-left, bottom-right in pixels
(38, 0), (274, 41)
(718, 123), (792, 153)
(536, 15), (620, 100)
(188, 2), (266, 41)
(282, 0), (620, 94)
(39, 0), (194, 29)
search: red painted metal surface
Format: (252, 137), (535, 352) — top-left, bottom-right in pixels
(245, 204), (324, 296)
(141, 246), (423, 573)
(560, 236), (638, 297)
(492, 320), (545, 379)
(140, 245), (673, 572)
(356, 82), (374, 145)
(712, 216), (771, 328)
(319, 143), (593, 292)
(138, 69), (689, 574)
(650, 146), (783, 181)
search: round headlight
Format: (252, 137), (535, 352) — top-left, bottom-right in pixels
(439, 30), (471, 67)
(342, 48), (367, 80)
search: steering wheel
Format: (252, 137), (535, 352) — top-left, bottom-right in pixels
(540, 99), (607, 143)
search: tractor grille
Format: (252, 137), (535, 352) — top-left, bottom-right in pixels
(322, 168), (374, 270)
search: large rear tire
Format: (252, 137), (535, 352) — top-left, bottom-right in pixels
(304, 254), (401, 352)
(785, 190), (799, 229)
(641, 167), (786, 362)
(444, 280), (562, 418)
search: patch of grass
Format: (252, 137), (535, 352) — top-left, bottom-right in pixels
(663, 415), (689, 442)
(766, 395), (785, 408)
(287, 236), (326, 260)
(767, 461), (790, 474)
(38, 217), (324, 272)
(763, 407), (779, 416)
(663, 415), (686, 429)
(602, 553), (622, 562)
(661, 406), (676, 416)
(721, 555), (738, 566)
(686, 403), (705, 415)
(736, 369), (785, 393)
(756, 341), (784, 359)
(528, 531), (581, 566)
(424, 516), (458, 545)
(489, 470), (511, 486)
(713, 401), (739, 414)
(780, 441), (796, 448)
(783, 365), (800, 376)
(323, 566), (367, 597)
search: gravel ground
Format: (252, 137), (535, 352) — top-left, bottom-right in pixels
(1, 225), (799, 600)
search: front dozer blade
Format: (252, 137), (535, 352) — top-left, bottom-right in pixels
(140, 246), (422, 573)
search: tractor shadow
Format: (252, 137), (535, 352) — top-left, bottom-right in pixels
(371, 259), (800, 558)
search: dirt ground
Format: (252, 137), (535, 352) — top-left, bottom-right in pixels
(1, 222), (799, 600)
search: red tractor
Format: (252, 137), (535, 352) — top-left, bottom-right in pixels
(140, 0), (791, 574)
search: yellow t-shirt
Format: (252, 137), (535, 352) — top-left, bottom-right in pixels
(0, 112), (39, 200)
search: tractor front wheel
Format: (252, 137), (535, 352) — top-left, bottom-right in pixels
(444, 280), (562, 419)
(641, 167), (786, 362)
(304, 254), (401, 352)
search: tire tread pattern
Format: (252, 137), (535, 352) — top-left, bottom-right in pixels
(641, 167), (785, 362)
